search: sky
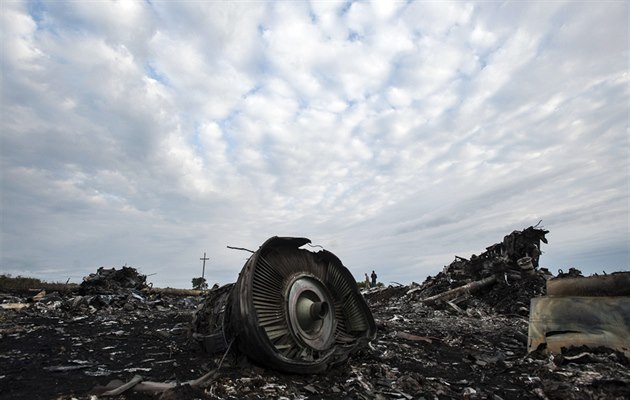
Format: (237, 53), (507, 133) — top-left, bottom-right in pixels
(1, 0), (628, 289)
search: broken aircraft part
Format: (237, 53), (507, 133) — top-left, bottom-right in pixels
(528, 296), (630, 356)
(528, 272), (630, 356)
(191, 237), (376, 373)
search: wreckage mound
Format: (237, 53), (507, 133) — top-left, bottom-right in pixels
(402, 225), (550, 315)
(79, 266), (148, 295)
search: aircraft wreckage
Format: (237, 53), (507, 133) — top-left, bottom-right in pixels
(190, 236), (377, 374)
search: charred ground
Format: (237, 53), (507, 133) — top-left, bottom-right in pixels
(1, 227), (629, 399)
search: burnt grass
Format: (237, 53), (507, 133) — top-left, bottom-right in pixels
(1, 282), (629, 400)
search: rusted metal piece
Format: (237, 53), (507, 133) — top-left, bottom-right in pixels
(98, 370), (218, 396)
(528, 296), (630, 356)
(395, 331), (434, 343)
(421, 274), (498, 305)
(191, 237), (376, 374)
(142, 287), (204, 296)
(546, 272), (630, 297)
(102, 375), (143, 396)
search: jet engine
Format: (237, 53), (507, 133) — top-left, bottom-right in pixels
(191, 237), (376, 373)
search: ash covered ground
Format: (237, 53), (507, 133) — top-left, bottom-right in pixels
(1, 228), (629, 400)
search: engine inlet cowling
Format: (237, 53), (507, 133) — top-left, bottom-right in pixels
(191, 236), (376, 374)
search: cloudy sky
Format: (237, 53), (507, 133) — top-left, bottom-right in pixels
(1, 0), (628, 288)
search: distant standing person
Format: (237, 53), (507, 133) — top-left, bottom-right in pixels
(364, 273), (370, 288)
(371, 270), (377, 287)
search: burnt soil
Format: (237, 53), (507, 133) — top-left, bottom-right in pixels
(2, 283), (629, 400)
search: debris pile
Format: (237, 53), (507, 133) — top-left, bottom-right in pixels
(405, 225), (550, 314)
(79, 266), (148, 295)
(0, 267), (197, 318)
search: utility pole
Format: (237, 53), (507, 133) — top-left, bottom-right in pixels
(200, 252), (209, 287)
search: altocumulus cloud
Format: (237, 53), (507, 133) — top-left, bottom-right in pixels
(1, 0), (628, 288)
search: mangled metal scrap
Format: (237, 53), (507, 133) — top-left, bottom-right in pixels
(80, 266), (148, 294)
(528, 272), (630, 356)
(191, 237), (376, 373)
(410, 225), (549, 315)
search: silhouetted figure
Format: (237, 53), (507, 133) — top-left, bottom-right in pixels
(371, 270), (377, 287)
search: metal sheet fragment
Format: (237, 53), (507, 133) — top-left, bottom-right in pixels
(528, 296), (630, 356)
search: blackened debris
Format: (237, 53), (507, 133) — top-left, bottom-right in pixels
(190, 283), (235, 354)
(79, 266), (148, 295)
(557, 267), (585, 278)
(2, 227), (629, 400)
(404, 225), (549, 315)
